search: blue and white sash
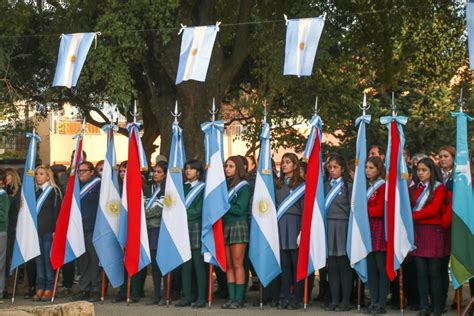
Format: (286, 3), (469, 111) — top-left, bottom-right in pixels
(80, 177), (101, 199)
(367, 179), (385, 200)
(145, 185), (162, 210)
(412, 182), (441, 212)
(36, 185), (53, 214)
(228, 180), (249, 202)
(185, 181), (205, 208)
(324, 178), (344, 210)
(277, 183), (306, 221)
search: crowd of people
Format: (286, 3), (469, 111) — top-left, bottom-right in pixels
(0, 145), (473, 316)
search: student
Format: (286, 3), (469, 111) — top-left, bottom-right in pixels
(410, 158), (447, 316)
(324, 153), (353, 312)
(221, 156), (251, 309)
(176, 160), (207, 308)
(275, 153), (305, 310)
(363, 157), (388, 315)
(32, 166), (62, 302)
(0, 171), (10, 304)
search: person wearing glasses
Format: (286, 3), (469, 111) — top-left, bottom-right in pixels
(71, 161), (102, 302)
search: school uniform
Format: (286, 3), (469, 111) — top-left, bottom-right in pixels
(275, 180), (304, 307)
(76, 176), (101, 298)
(411, 182), (447, 316)
(35, 184), (61, 293)
(0, 188), (10, 296)
(366, 180), (389, 311)
(180, 180), (207, 307)
(325, 178), (353, 310)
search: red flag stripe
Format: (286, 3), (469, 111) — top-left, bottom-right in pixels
(213, 219), (226, 272)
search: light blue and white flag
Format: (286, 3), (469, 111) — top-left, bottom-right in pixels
(52, 32), (98, 88)
(450, 111), (474, 288)
(92, 124), (124, 288)
(283, 15), (325, 77)
(10, 131), (41, 272)
(249, 123), (281, 287)
(347, 112), (372, 283)
(175, 23), (220, 85)
(200, 120), (229, 271)
(467, 1), (474, 70)
(157, 122), (191, 275)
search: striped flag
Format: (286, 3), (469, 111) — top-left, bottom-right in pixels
(176, 24), (219, 84)
(200, 120), (229, 271)
(297, 115), (326, 281)
(123, 123), (151, 276)
(157, 122), (191, 275)
(51, 134), (86, 269)
(52, 33), (97, 88)
(347, 113), (372, 283)
(283, 15), (325, 77)
(10, 131), (41, 272)
(92, 124), (124, 288)
(450, 111), (474, 288)
(249, 123), (281, 287)
(380, 115), (415, 281)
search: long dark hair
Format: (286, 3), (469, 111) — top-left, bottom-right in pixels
(185, 159), (204, 182)
(326, 154), (351, 197)
(225, 156), (248, 188)
(366, 156), (386, 181)
(154, 160), (168, 196)
(276, 153), (304, 189)
(416, 157), (442, 203)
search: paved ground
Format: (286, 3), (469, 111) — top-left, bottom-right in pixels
(1, 276), (472, 315)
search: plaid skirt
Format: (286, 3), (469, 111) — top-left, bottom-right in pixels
(224, 220), (249, 245)
(188, 221), (201, 250)
(442, 227), (451, 257)
(412, 223), (445, 258)
(369, 217), (387, 252)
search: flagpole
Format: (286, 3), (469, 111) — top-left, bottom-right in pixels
(457, 288), (462, 316)
(357, 279), (362, 312)
(100, 269), (106, 302)
(208, 264), (213, 309)
(51, 268), (60, 303)
(303, 277), (308, 310)
(399, 266), (404, 315)
(259, 283), (263, 310)
(11, 268), (18, 304)
(166, 273), (171, 307)
(126, 275), (131, 305)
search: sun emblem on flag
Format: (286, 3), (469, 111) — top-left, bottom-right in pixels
(164, 194), (174, 208)
(70, 55), (76, 63)
(106, 200), (121, 215)
(27, 169), (34, 177)
(259, 199), (269, 214)
(354, 159), (359, 167)
(299, 42), (305, 50)
(191, 48), (198, 56)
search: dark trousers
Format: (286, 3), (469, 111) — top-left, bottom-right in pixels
(328, 255), (352, 307)
(440, 255), (450, 310)
(181, 249), (207, 302)
(118, 268), (145, 299)
(150, 249), (162, 300)
(414, 257), (443, 314)
(264, 275), (281, 302)
(280, 249), (303, 302)
(61, 261), (75, 289)
(26, 259), (36, 290)
(317, 266), (330, 302)
(367, 251), (389, 307)
(35, 234), (55, 291)
(77, 233), (101, 293)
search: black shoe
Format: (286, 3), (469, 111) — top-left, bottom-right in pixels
(229, 300), (243, 309)
(278, 299), (289, 310)
(373, 305), (387, 315)
(129, 297), (140, 304)
(158, 299), (168, 306)
(89, 292), (101, 303)
(362, 304), (375, 314)
(287, 302), (303, 310)
(70, 291), (90, 301)
(335, 304), (351, 312)
(221, 299), (234, 309)
(192, 300), (206, 308)
(175, 300), (192, 307)
(249, 283), (259, 291)
(146, 298), (160, 305)
(24, 287), (35, 299)
(409, 304), (420, 311)
(113, 295), (125, 303)
(416, 310), (431, 316)
(55, 287), (73, 298)
(325, 303), (338, 311)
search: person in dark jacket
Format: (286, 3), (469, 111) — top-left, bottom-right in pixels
(0, 171), (10, 303)
(32, 166), (62, 302)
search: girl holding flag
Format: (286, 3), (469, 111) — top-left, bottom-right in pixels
(410, 157), (447, 316)
(222, 156), (251, 309)
(363, 156), (388, 315)
(275, 153), (305, 310)
(324, 153), (353, 312)
(33, 166), (62, 302)
(178, 159), (207, 308)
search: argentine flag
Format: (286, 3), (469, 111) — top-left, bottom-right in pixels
(249, 123), (281, 287)
(347, 109), (372, 283)
(51, 134), (86, 269)
(157, 122), (191, 275)
(200, 120), (229, 271)
(297, 114), (326, 281)
(175, 24), (219, 84)
(10, 131), (41, 272)
(123, 122), (151, 276)
(92, 124), (124, 288)
(283, 15), (325, 77)
(52, 32), (97, 88)
(380, 115), (415, 281)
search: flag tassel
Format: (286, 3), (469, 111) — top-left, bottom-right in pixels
(11, 268), (18, 304)
(208, 265), (213, 309)
(51, 269), (60, 303)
